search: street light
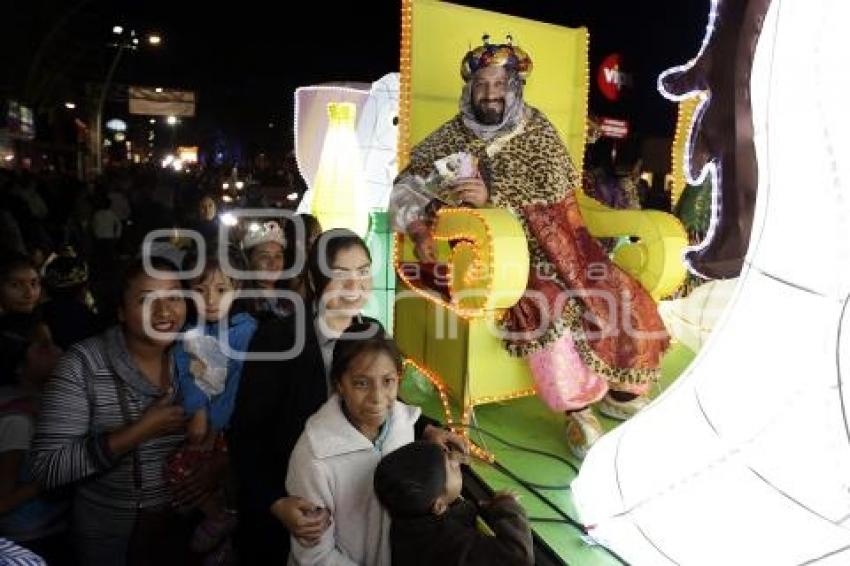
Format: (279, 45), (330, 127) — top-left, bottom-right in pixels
(94, 27), (162, 174)
(64, 102), (76, 109)
(166, 116), (178, 149)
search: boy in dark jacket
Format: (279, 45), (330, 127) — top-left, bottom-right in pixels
(374, 440), (534, 566)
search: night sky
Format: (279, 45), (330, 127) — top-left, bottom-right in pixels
(2, 0), (710, 157)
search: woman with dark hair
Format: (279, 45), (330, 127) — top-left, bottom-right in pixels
(229, 228), (374, 564)
(0, 254), (56, 386)
(30, 257), (215, 565)
(229, 229), (465, 565)
(0, 254), (68, 564)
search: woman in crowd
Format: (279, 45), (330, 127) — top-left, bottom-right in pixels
(241, 220), (291, 320)
(31, 258), (222, 566)
(0, 254), (69, 564)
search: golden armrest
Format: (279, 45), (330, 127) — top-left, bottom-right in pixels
(577, 192), (689, 300)
(396, 207), (530, 318)
(397, 199), (687, 314)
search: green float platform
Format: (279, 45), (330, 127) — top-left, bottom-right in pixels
(399, 342), (696, 565)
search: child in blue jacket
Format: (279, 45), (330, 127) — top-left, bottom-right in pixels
(172, 249), (257, 559)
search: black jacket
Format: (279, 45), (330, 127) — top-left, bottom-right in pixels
(230, 310), (326, 510)
(389, 497), (534, 566)
(228, 308), (327, 562)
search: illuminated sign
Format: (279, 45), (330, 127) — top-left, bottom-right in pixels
(599, 116), (629, 139)
(597, 53), (633, 102)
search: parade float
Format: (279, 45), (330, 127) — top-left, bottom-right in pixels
(291, 0), (850, 562)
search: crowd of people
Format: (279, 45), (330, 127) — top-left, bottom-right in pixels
(0, 152), (534, 566)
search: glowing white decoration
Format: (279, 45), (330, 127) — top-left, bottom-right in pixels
(657, 0), (720, 279)
(310, 102), (369, 236)
(295, 74), (400, 214)
(574, 1), (850, 564)
(294, 84), (370, 198)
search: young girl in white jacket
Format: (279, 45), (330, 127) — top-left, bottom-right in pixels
(285, 320), (420, 566)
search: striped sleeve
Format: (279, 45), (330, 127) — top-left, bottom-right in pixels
(31, 347), (116, 489)
(0, 538), (47, 565)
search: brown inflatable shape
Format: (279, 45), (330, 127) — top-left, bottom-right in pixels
(661, 0), (773, 279)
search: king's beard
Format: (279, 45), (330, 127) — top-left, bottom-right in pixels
(473, 99), (505, 125)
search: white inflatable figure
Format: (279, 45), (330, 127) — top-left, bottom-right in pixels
(296, 74), (400, 214)
(356, 73), (400, 211)
(573, 1), (850, 565)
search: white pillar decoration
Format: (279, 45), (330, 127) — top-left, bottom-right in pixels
(310, 102), (369, 236)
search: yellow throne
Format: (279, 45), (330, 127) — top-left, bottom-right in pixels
(394, 0), (687, 443)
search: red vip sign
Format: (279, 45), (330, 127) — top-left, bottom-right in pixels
(597, 53), (633, 102)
